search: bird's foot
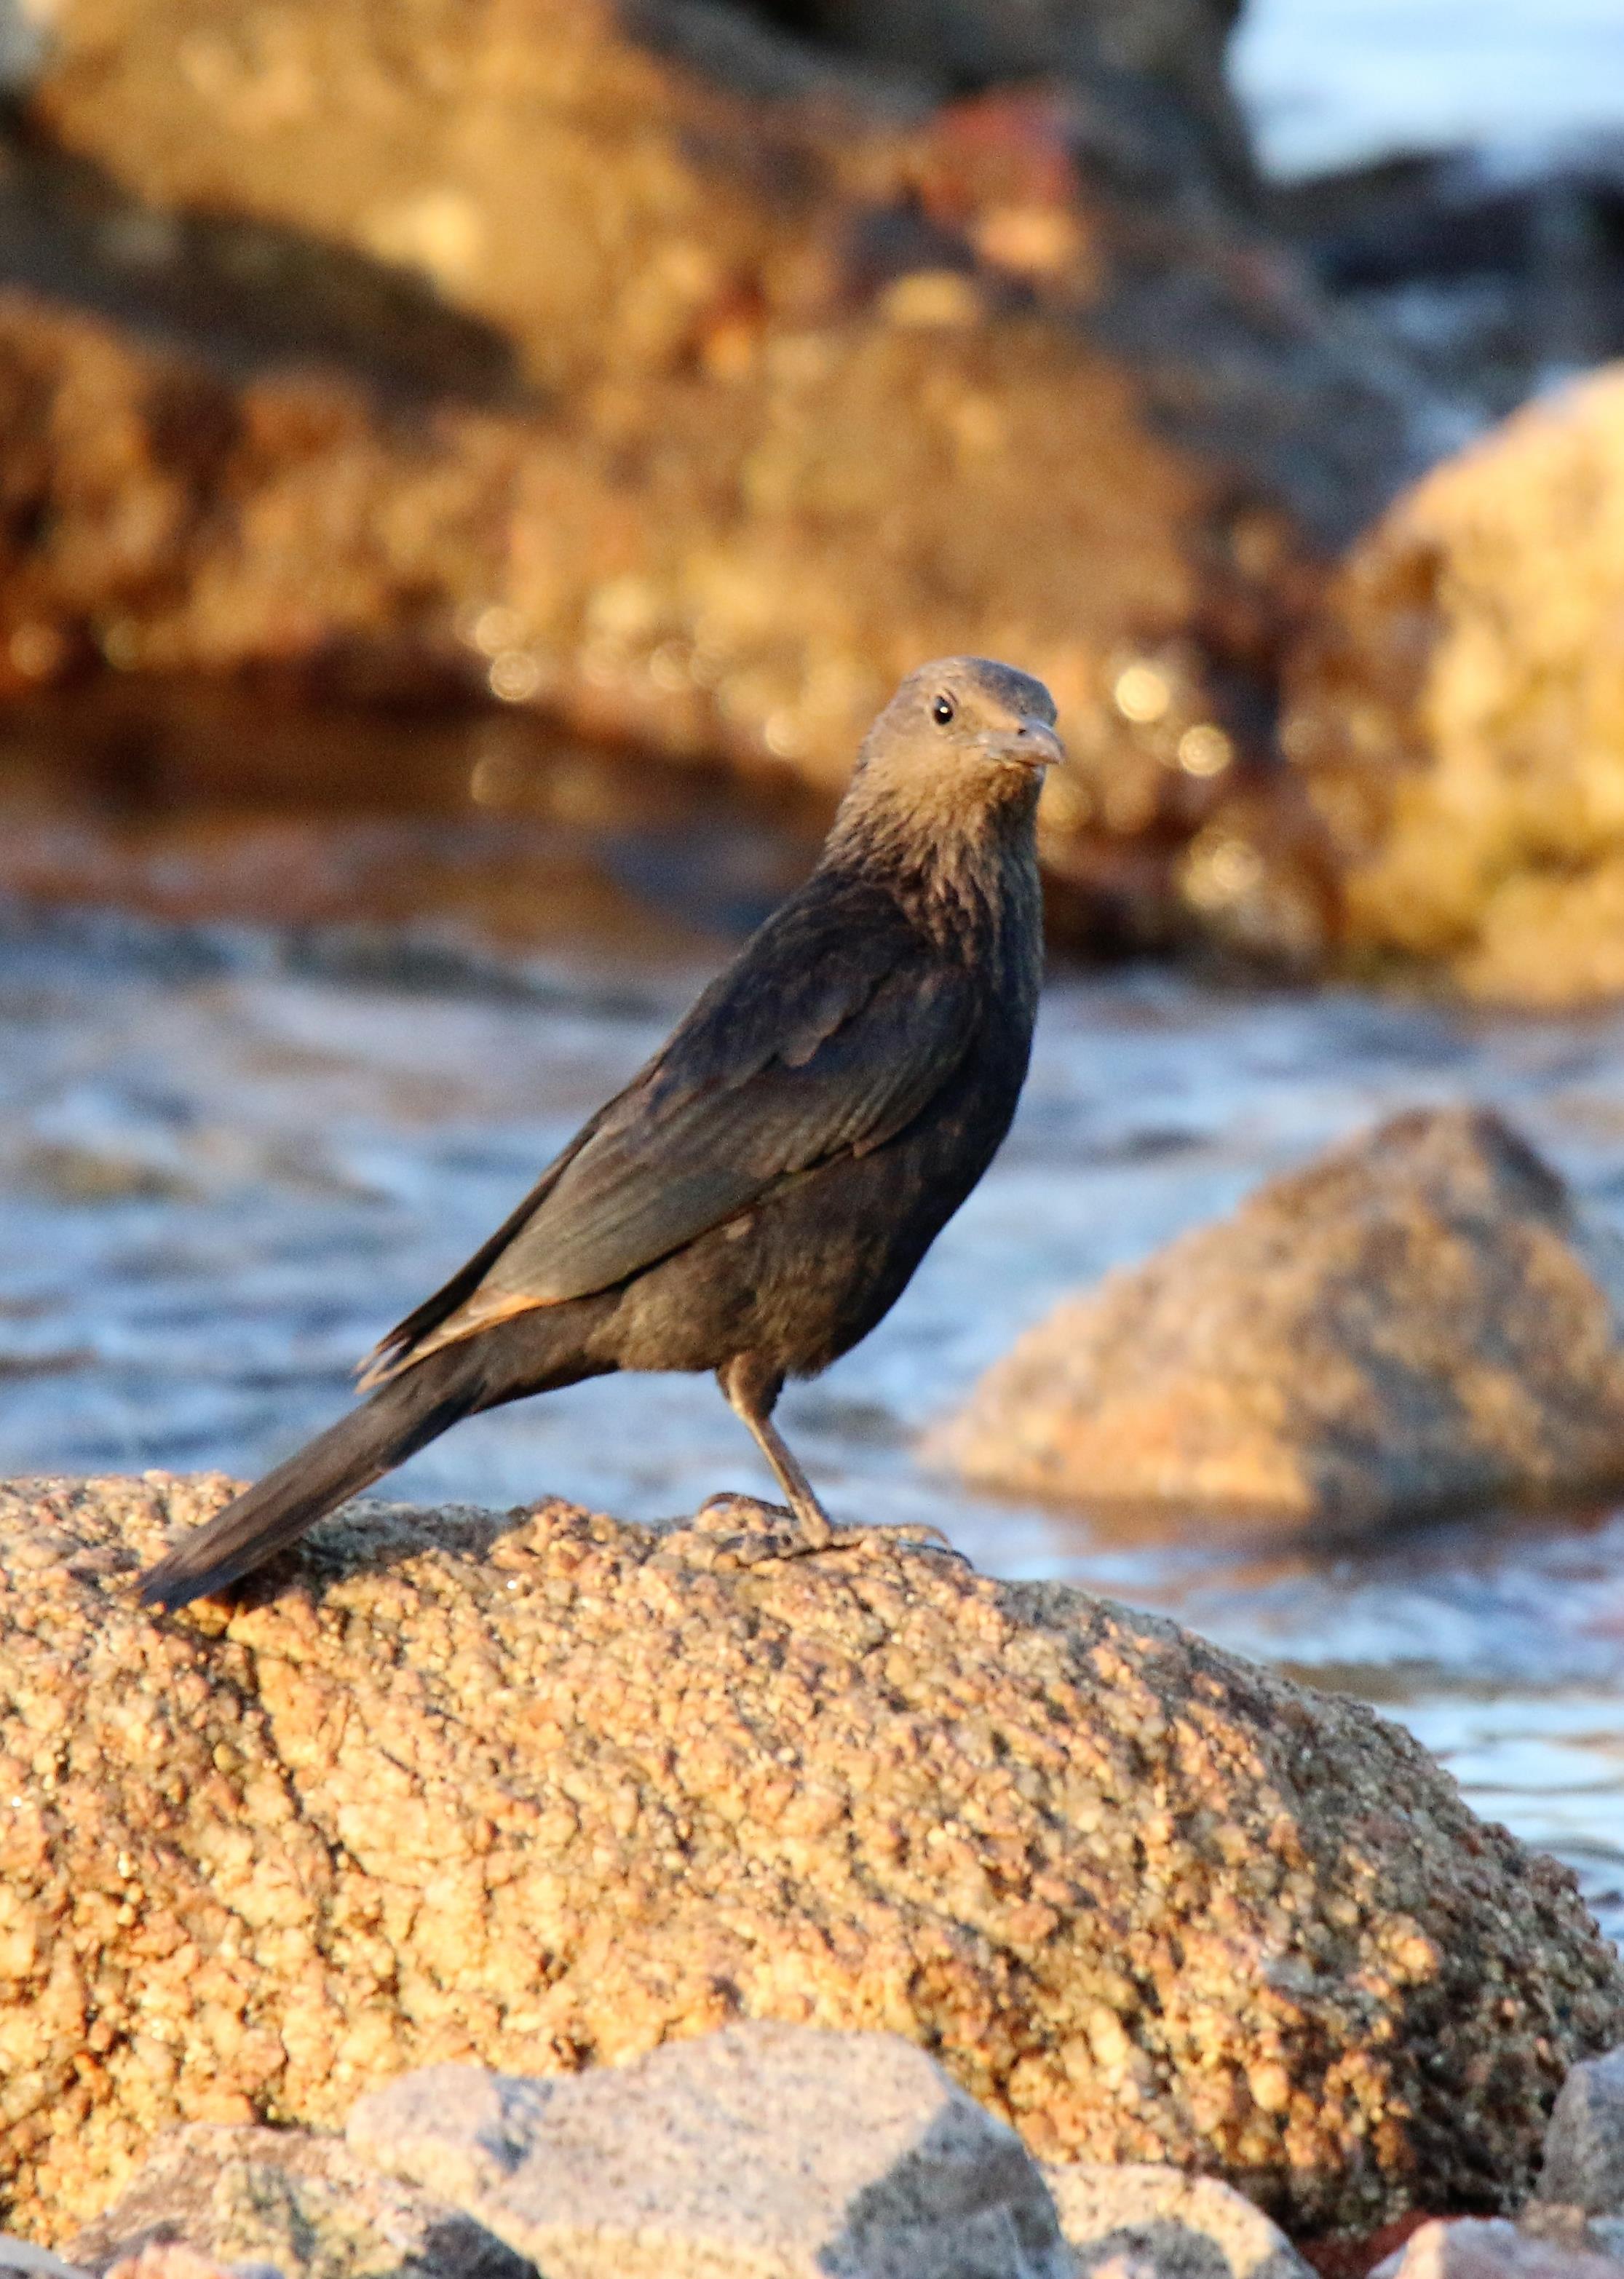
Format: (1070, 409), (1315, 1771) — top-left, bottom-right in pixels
(664, 1494), (968, 1571)
(877, 1523), (970, 1566)
(890, 1518), (966, 1559)
(682, 1494), (831, 1567)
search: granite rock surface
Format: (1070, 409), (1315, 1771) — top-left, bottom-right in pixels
(940, 1107), (1624, 1532)
(1, 1473), (1617, 2246)
(1370, 2221), (1624, 2279)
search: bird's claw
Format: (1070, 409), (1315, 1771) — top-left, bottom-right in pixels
(665, 1494), (968, 1571)
(895, 1519), (969, 1561)
(684, 1494), (829, 1565)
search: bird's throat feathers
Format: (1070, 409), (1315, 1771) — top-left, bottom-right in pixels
(823, 741), (1045, 958)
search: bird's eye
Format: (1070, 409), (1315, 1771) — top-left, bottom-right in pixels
(931, 694), (956, 726)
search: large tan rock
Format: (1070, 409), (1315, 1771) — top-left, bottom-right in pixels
(939, 1107), (1624, 1532)
(0, 0), (1425, 955)
(21, 0), (1272, 419)
(1283, 365), (1624, 1004)
(1, 1475), (1619, 2246)
(31, 0), (1256, 314)
(0, 280), (1213, 786)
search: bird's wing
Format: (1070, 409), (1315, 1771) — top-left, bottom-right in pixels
(363, 881), (976, 1382)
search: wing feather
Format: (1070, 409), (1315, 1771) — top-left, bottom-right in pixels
(365, 876), (974, 1381)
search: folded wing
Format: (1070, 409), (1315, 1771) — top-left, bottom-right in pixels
(362, 878), (975, 1384)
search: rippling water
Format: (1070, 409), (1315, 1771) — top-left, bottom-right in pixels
(0, 749), (1620, 1943)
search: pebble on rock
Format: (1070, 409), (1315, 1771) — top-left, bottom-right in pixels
(0, 1473), (1619, 2244)
(940, 1107), (1624, 1533)
(1040, 2162), (1313, 2279)
(1370, 2220), (1624, 2279)
(347, 2025), (1074, 2279)
(1539, 2050), (1624, 2217)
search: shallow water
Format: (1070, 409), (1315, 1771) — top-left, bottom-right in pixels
(0, 732), (1620, 1949)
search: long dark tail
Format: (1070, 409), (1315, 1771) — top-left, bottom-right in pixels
(138, 1309), (608, 1610)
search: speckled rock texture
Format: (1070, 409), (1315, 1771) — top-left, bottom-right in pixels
(1283, 365), (1624, 1004)
(1, 1473), (1619, 2248)
(0, 0), (1431, 957)
(346, 2029), (1074, 2278)
(62, 2124), (529, 2279)
(940, 1107), (1624, 1533)
(1040, 2163), (1312, 2279)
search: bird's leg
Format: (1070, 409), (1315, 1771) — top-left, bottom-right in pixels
(712, 1357), (967, 1569)
(716, 1355), (834, 1554)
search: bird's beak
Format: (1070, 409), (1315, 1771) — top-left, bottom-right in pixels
(993, 716), (1065, 771)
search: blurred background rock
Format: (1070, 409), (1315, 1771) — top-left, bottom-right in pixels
(0, 0), (1615, 975)
(0, 0), (1457, 970)
(0, 0), (1615, 977)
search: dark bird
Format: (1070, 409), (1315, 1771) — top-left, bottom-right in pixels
(138, 657), (1063, 1609)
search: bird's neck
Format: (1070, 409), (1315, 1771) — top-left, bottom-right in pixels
(823, 769), (1044, 969)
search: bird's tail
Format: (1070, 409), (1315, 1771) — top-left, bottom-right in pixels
(138, 1331), (512, 1611)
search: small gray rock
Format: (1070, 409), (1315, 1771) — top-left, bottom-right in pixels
(1371, 2218), (1624, 2279)
(346, 2023), (1073, 2279)
(1040, 2164), (1313, 2279)
(0, 2240), (87, 2279)
(1540, 2050), (1624, 2216)
(1521, 2208), (1624, 2267)
(63, 2125), (531, 2279)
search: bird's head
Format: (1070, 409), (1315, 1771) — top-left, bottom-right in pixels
(851, 657), (1063, 824)
(825, 657), (1063, 908)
